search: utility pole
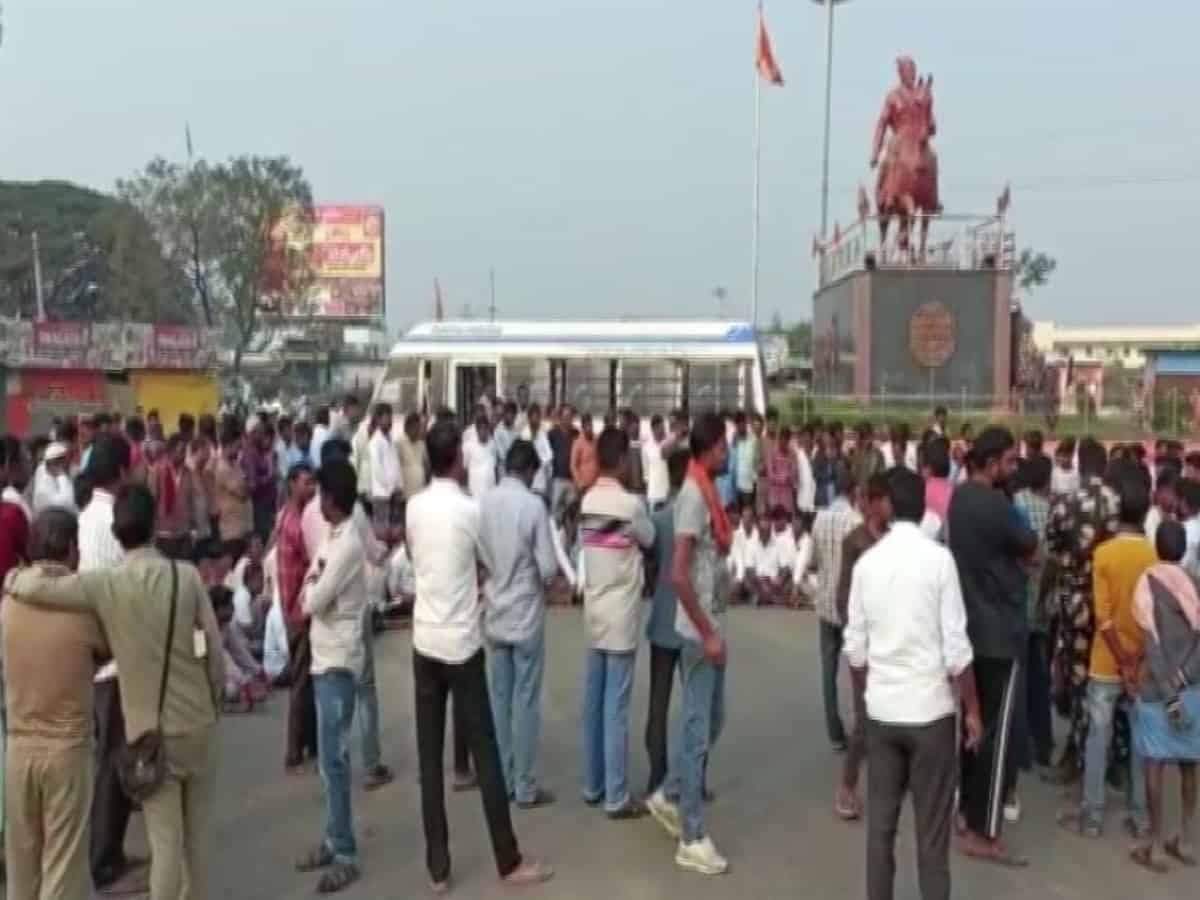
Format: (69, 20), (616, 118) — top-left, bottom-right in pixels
(488, 267), (496, 321)
(812, 0), (851, 238)
(31, 231), (45, 321)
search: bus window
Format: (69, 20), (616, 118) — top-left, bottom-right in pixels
(688, 361), (742, 413)
(377, 357), (421, 413)
(618, 360), (678, 415)
(426, 359), (448, 414)
(563, 358), (611, 413)
(501, 358), (551, 408)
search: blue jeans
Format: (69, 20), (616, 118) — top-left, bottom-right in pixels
(1082, 678), (1146, 829)
(488, 622), (546, 804)
(666, 642), (726, 842)
(581, 648), (636, 811)
(355, 613), (381, 771)
(315, 669), (358, 863)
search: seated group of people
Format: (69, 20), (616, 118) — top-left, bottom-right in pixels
(191, 519), (418, 713)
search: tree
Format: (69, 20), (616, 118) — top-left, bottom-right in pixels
(1016, 248), (1056, 292)
(119, 155), (315, 373)
(0, 180), (191, 322)
(787, 320), (812, 355)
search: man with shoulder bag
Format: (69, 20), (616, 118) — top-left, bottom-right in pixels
(6, 484), (224, 899)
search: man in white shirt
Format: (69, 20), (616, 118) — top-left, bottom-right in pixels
(395, 412), (430, 500)
(794, 425), (817, 515)
(521, 404), (554, 504)
(844, 467), (982, 900)
(366, 403), (402, 529)
(309, 407), (332, 470)
(296, 460), (367, 893)
(32, 442), (77, 513)
(407, 420), (553, 890)
(642, 415), (674, 510)
(76, 433), (141, 892)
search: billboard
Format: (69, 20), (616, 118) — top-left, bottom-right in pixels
(269, 205), (385, 320)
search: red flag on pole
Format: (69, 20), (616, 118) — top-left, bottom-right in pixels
(756, 7), (784, 86)
(433, 278), (445, 321)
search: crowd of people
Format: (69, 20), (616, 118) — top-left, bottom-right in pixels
(0, 394), (1199, 897)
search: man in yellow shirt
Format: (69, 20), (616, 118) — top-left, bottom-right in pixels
(1066, 479), (1156, 838)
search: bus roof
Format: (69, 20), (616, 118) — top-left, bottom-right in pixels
(390, 319), (761, 359)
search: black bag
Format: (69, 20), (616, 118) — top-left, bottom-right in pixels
(117, 561), (178, 804)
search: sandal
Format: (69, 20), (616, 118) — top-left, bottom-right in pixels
(317, 861), (360, 894)
(1165, 836), (1198, 867)
(1129, 844), (1169, 874)
(296, 844), (335, 873)
(959, 836), (1029, 868)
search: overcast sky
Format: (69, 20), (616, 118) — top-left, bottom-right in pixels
(4, 0), (1199, 334)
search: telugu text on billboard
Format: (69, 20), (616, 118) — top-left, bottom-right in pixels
(269, 205), (385, 320)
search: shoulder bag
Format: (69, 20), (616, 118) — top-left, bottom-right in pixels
(117, 560), (178, 804)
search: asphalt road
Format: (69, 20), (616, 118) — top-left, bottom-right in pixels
(113, 609), (1198, 899)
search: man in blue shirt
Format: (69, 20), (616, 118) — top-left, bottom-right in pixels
(477, 439), (559, 808)
(643, 446), (691, 797)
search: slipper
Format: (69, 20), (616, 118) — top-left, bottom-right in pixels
(317, 861), (360, 894)
(1129, 845), (1169, 874)
(1165, 836), (1198, 867)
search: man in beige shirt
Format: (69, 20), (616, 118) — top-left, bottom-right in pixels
(7, 484), (225, 900)
(3, 508), (109, 900)
(394, 412), (429, 499)
(214, 422), (252, 559)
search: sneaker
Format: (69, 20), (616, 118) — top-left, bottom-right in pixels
(646, 789), (682, 839)
(1003, 797), (1021, 823)
(675, 836), (729, 876)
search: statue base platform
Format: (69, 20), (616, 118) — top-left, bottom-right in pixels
(812, 266), (1014, 409)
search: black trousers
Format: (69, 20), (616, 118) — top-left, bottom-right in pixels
(285, 624), (318, 765)
(414, 649), (521, 883)
(866, 716), (957, 900)
(645, 643), (681, 795)
(453, 694), (470, 775)
(1026, 633), (1054, 767)
(91, 679), (132, 882)
(960, 656), (1020, 840)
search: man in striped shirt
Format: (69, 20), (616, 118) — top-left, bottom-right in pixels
(579, 428), (655, 819)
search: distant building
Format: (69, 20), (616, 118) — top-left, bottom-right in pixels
(1032, 321), (1200, 370)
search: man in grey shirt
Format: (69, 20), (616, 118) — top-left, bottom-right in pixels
(478, 439), (559, 808)
(645, 413), (731, 876)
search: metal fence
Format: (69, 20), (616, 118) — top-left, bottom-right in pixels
(782, 388), (1199, 441)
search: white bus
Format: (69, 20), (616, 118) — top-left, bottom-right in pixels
(371, 319), (768, 418)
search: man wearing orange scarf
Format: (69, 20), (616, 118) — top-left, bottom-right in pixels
(644, 413), (732, 876)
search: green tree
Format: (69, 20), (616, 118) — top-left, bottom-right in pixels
(787, 320), (812, 355)
(119, 155), (315, 373)
(0, 180), (191, 322)
(1016, 248), (1056, 292)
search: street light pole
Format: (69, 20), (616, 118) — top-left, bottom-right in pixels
(813, 0), (849, 238)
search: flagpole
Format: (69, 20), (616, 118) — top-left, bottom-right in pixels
(751, 25), (762, 330)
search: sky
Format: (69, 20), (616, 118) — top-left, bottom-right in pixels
(4, 0), (1200, 336)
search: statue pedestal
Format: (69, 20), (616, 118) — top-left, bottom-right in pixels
(811, 214), (1016, 412)
(812, 266), (1014, 411)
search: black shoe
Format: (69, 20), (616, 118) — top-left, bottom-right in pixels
(516, 788), (558, 810)
(606, 798), (648, 820)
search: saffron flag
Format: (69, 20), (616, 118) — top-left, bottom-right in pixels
(756, 9), (784, 86)
(433, 278), (445, 321)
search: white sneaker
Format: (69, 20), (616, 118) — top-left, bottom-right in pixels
(675, 836), (729, 875)
(646, 789), (682, 839)
(1004, 797), (1021, 823)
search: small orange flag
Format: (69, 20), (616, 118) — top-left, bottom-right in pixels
(756, 8), (784, 86)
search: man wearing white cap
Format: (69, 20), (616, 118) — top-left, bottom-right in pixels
(33, 442), (77, 514)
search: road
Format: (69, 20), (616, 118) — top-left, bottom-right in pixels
(125, 609), (1195, 899)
